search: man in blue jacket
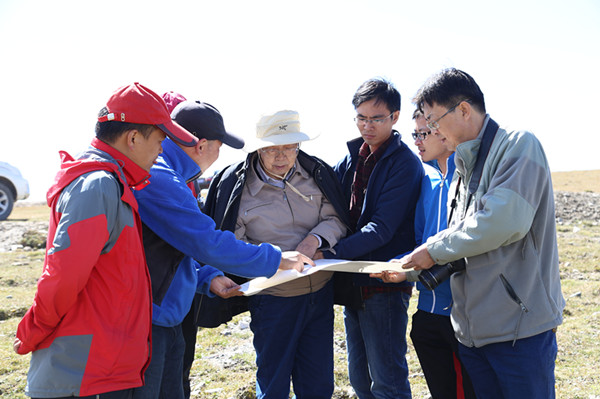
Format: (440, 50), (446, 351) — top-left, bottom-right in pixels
(132, 100), (311, 399)
(317, 78), (423, 399)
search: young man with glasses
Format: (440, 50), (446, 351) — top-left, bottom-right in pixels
(316, 78), (424, 398)
(398, 68), (565, 398)
(196, 110), (348, 398)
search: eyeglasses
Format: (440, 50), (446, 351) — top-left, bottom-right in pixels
(354, 112), (394, 126)
(426, 100), (466, 131)
(258, 145), (299, 157)
(411, 130), (431, 141)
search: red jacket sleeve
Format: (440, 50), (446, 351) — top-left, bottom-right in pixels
(16, 213), (110, 354)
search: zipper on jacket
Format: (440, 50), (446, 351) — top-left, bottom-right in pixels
(436, 185), (443, 234)
(282, 189), (296, 223)
(430, 290), (437, 313)
(430, 167), (445, 314)
(221, 190), (241, 230)
(219, 174), (245, 230)
(500, 273), (529, 346)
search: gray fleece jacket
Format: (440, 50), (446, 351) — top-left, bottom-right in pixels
(426, 116), (565, 348)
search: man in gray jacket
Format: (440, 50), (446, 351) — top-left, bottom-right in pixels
(398, 68), (565, 399)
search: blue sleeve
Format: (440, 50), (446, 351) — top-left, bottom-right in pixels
(414, 181), (427, 246)
(195, 262), (223, 296)
(387, 172), (431, 261)
(415, 168), (439, 246)
(135, 166), (281, 279)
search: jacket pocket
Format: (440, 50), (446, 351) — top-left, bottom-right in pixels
(521, 229), (539, 259)
(241, 201), (273, 216)
(500, 273), (529, 346)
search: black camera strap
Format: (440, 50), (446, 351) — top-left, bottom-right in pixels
(448, 118), (499, 223)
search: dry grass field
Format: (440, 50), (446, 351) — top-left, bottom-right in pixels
(0, 170), (598, 398)
(552, 169), (600, 193)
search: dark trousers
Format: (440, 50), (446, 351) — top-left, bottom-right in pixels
(33, 389), (134, 399)
(249, 281), (334, 399)
(344, 290), (412, 399)
(410, 310), (476, 399)
(458, 329), (557, 399)
(181, 303), (198, 399)
(132, 324), (185, 399)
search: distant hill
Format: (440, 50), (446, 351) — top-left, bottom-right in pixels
(551, 170), (599, 193)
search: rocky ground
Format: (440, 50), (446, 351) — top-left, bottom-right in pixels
(2, 191), (597, 253)
(0, 220), (48, 252)
(554, 191), (600, 224)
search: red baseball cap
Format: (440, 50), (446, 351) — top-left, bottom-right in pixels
(162, 91), (187, 114)
(98, 83), (198, 147)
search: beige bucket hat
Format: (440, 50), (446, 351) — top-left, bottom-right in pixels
(244, 110), (318, 152)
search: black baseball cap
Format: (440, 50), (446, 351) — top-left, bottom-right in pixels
(170, 101), (244, 149)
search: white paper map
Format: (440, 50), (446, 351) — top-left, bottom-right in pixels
(240, 258), (412, 296)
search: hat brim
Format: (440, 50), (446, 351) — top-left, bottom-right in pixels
(156, 120), (198, 147)
(243, 131), (318, 153)
(222, 131), (245, 149)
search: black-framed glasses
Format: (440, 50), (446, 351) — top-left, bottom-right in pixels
(354, 112), (394, 126)
(411, 130), (431, 141)
(258, 145), (299, 157)
(426, 100), (466, 131)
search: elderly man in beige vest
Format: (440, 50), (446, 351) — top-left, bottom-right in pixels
(202, 110), (349, 398)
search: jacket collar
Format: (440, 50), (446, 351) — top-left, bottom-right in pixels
(426, 152), (456, 179)
(245, 154), (310, 197)
(158, 138), (202, 183)
(455, 114), (491, 176)
(346, 130), (403, 161)
(46, 139), (150, 207)
(91, 138), (150, 190)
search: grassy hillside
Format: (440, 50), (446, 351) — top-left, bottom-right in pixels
(2, 225), (599, 397)
(1, 169), (599, 397)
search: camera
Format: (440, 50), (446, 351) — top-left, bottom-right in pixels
(418, 258), (466, 290)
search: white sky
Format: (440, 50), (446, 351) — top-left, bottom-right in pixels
(1, 0), (599, 201)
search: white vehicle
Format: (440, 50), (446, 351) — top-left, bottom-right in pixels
(0, 162), (30, 220)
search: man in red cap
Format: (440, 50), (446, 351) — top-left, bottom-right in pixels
(13, 83), (200, 399)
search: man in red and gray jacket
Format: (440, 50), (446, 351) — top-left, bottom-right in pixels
(13, 83), (199, 399)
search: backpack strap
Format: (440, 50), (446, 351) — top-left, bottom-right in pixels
(469, 118), (499, 197)
(448, 117), (500, 223)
